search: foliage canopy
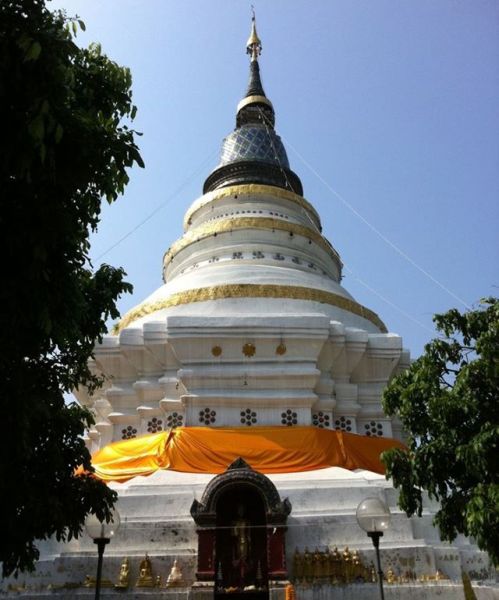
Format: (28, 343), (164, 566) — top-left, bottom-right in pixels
(382, 298), (499, 565)
(0, 0), (143, 576)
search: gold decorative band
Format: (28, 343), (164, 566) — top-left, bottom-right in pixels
(114, 284), (387, 333)
(183, 183), (321, 230)
(236, 95), (273, 113)
(164, 217), (340, 265)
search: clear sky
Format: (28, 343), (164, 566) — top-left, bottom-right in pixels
(51, 0), (498, 359)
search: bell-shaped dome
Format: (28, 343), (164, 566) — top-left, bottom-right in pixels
(219, 124), (290, 168)
(203, 16), (302, 196)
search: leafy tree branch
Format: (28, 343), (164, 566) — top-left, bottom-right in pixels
(382, 298), (499, 565)
(0, 0), (144, 576)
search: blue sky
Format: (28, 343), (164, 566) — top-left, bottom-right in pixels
(52, 0), (498, 359)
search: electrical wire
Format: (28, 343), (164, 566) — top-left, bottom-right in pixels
(257, 107), (437, 334)
(257, 107), (322, 235)
(94, 148), (219, 262)
(342, 265), (435, 335)
(283, 136), (471, 311)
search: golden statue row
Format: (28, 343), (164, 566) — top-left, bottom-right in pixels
(84, 554), (185, 590)
(292, 546), (376, 585)
(292, 547), (450, 586)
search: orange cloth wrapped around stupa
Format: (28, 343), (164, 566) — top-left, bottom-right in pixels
(87, 426), (405, 483)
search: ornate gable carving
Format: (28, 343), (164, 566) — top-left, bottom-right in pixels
(190, 457), (291, 527)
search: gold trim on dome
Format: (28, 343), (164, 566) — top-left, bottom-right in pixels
(237, 95), (273, 113)
(114, 284), (387, 333)
(164, 217), (340, 265)
(183, 184), (321, 231)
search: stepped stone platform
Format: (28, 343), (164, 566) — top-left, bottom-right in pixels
(2, 468), (497, 599)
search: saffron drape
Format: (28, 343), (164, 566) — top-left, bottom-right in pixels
(87, 427), (405, 483)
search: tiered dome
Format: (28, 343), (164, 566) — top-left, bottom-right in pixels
(8, 20), (492, 600)
(114, 16), (386, 336)
(74, 15), (406, 452)
(203, 16), (303, 195)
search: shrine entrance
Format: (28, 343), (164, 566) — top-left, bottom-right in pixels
(215, 484), (267, 597)
(190, 458), (291, 600)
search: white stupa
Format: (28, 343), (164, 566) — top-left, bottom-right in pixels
(4, 16), (496, 600)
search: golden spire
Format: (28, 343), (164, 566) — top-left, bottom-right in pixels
(246, 8), (262, 62)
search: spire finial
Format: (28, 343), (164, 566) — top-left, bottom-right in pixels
(246, 8), (262, 62)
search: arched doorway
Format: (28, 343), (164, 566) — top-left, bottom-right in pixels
(190, 458), (291, 599)
(216, 484), (268, 594)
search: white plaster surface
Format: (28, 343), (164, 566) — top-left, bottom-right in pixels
(2, 468), (496, 597)
(5, 98), (497, 599)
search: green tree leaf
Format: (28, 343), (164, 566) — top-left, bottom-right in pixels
(0, 0), (141, 577)
(24, 40), (41, 61)
(130, 146), (145, 168)
(382, 298), (499, 566)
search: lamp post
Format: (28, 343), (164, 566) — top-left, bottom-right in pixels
(84, 509), (121, 600)
(356, 497), (391, 600)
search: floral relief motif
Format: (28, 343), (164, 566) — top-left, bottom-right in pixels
(121, 425), (138, 440)
(199, 408), (216, 425)
(146, 417), (162, 433)
(364, 421), (383, 437)
(312, 412), (330, 428)
(281, 409), (298, 426)
(334, 416), (352, 432)
(166, 412), (183, 428)
(240, 408), (257, 426)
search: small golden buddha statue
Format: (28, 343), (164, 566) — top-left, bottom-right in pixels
(331, 546), (342, 584)
(313, 548), (323, 580)
(370, 562), (377, 583)
(166, 559), (184, 587)
(386, 567), (395, 584)
(292, 548), (304, 581)
(323, 548), (332, 580)
(342, 547), (352, 583)
(320, 549), (329, 579)
(136, 553), (154, 587)
(351, 549), (363, 581)
(303, 547), (313, 582)
(114, 557), (130, 589)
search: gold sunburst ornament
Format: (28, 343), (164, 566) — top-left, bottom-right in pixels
(242, 343), (256, 357)
(276, 342), (287, 355)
